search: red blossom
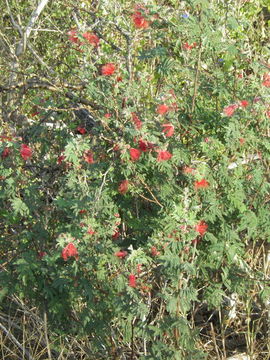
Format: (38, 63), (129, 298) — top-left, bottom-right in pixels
(223, 104), (239, 117)
(38, 251), (46, 259)
(162, 123), (174, 137)
(137, 264), (142, 274)
(128, 274), (137, 288)
(131, 9), (150, 29)
(262, 73), (270, 87)
(239, 100), (249, 108)
(194, 179), (209, 189)
(87, 228), (95, 235)
(156, 104), (169, 115)
(157, 150), (172, 162)
(1, 147), (11, 159)
(239, 138), (245, 145)
(131, 112), (142, 130)
(101, 63), (116, 76)
(79, 209), (87, 215)
(183, 166), (196, 175)
(20, 144), (32, 160)
(84, 150), (94, 164)
(118, 179), (129, 194)
(67, 29), (80, 44)
(77, 126), (87, 134)
(151, 246), (160, 256)
(104, 113), (112, 118)
(129, 148), (141, 161)
(138, 139), (155, 152)
(115, 250), (128, 258)
(112, 228), (120, 239)
(82, 32), (100, 47)
(183, 42), (197, 50)
(57, 155), (65, 164)
(195, 221), (208, 236)
(61, 242), (79, 261)
(116, 76), (123, 82)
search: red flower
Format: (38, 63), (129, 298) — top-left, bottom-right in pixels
(20, 144), (32, 160)
(183, 42), (197, 50)
(61, 242), (79, 261)
(138, 139), (155, 152)
(1, 147), (11, 159)
(104, 113), (112, 118)
(132, 11), (149, 29)
(262, 73), (270, 87)
(156, 104), (169, 115)
(239, 138), (245, 145)
(38, 251), (46, 259)
(131, 112), (142, 130)
(194, 179), (209, 189)
(57, 155), (65, 164)
(116, 76), (123, 82)
(162, 123), (174, 137)
(79, 209), (87, 215)
(128, 274), (137, 288)
(115, 250), (128, 258)
(129, 148), (141, 161)
(84, 150), (94, 164)
(118, 179), (129, 194)
(87, 228), (95, 235)
(151, 246), (160, 256)
(223, 104), (239, 117)
(112, 228), (120, 239)
(82, 32), (100, 47)
(195, 221), (208, 236)
(239, 100), (249, 108)
(157, 150), (172, 162)
(77, 126), (87, 134)
(67, 29), (80, 44)
(137, 264), (142, 274)
(101, 63), (116, 76)
(183, 166), (196, 175)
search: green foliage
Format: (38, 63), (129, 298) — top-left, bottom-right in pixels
(1, 0), (269, 358)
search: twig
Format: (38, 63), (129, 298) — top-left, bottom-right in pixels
(43, 311), (52, 360)
(191, 42), (202, 113)
(138, 176), (163, 208)
(0, 321), (34, 360)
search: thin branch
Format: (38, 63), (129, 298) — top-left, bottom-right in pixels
(0, 322), (34, 360)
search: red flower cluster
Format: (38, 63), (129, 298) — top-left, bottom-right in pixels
(130, 148), (141, 161)
(157, 150), (172, 162)
(194, 179), (209, 189)
(57, 154), (65, 165)
(82, 32), (100, 47)
(84, 150), (94, 164)
(262, 73), (270, 87)
(61, 242), (79, 261)
(151, 246), (160, 256)
(156, 104), (169, 115)
(183, 166), (196, 175)
(115, 250), (128, 258)
(128, 274), (137, 287)
(131, 112), (142, 130)
(118, 179), (129, 194)
(223, 104), (239, 117)
(20, 144), (32, 160)
(101, 63), (116, 76)
(77, 126), (87, 134)
(1, 147), (11, 159)
(112, 228), (120, 239)
(183, 42), (197, 50)
(138, 139), (155, 152)
(67, 29), (80, 44)
(131, 6), (150, 29)
(195, 221), (208, 236)
(162, 123), (174, 137)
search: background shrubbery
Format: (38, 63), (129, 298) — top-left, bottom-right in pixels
(1, 0), (270, 359)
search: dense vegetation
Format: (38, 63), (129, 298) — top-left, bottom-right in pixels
(0, 0), (270, 359)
